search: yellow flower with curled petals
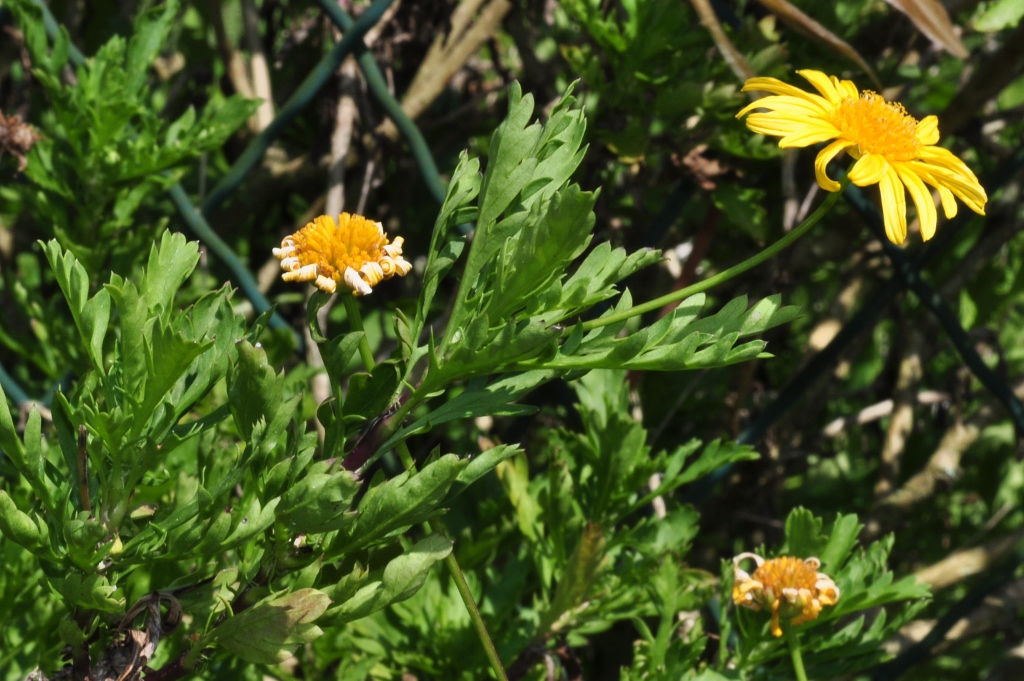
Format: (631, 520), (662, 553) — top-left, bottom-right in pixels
(737, 70), (987, 245)
(273, 213), (412, 296)
(732, 552), (840, 637)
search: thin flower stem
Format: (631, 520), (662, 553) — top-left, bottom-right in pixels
(786, 627), (809, 681)
(429, 516), (510, 681)
(342, 294), (377, 372)
(393, 441), (507, 680)
(581, 180), (848, 332)
(396, 440), (416, 470)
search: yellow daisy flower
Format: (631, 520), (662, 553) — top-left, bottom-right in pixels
(273, 212), (412, 296)
(732, 552), (840, 637)
(737, 70), (987, 245)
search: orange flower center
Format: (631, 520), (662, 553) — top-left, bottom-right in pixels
(828, 92), (921, 162)
(291, 213), (388, 281)
(752, 557), (820, 595)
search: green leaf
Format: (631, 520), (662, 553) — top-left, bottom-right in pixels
(141, 231), (201, 318)
(381, 371), (552, 451)
(490, 185), (597, 319)
(712, 184), (767, 242)
(132, 322), (212, 438)
(0, 490), (42, 550)
(0, 382), (27, 473)
(559, 242), (662, 312)
(333, 455), (467, 554)
(975, 0), (1024, 31)
(478, 82), (543, 230)
(125, 0), (179, 93)
(41, 240), (111, 373)
(210, 588), (331, 664)
(345, 360), (402, 421)
(819, 514), (863, 574)
(278, 465), (360, 534)
(307, 289), (333, 343)
(228, 341), (296, 452)
(415, 152), (480, 334)
(379, 533), (452, 604)
(444, 444), (522, 502)
(322, 534), (452, 626)
(783, 507), (827, 558)
(538, 523), (605, 634)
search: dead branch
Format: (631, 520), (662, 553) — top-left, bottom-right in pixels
(821, 390), (947, 438)
(875, 328), (923, 498)
(242, 0), (275, 131)
(207, 0), (255, 101)
(376, 0), (512, 141)
(941, 20), (1024, 135)
(913, 528), (1024, 592)
(687, 0), (755, 83)
(864, 377), (1024, 538)
(884, 576), (1024, 659)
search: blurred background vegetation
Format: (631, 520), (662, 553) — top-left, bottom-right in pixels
(3, 0), (1024, 679)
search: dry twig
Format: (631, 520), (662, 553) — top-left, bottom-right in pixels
(875, 328), (923, 498)
(242, 0), (275, 131)
(884, 576), (1024, 659)
(913, 528), (1024, 592)
(377, 0), (512, 141)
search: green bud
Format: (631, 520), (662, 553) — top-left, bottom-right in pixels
(0, 490), (41, 548)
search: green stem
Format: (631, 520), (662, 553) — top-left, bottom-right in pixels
(429, 517), (510, 681)
(342, 294), (376, 372)
(396, 440), (416, 470)
(397, 441), (505, 680)
(786, 627), (809, 681)
(581, 180), (848, 332)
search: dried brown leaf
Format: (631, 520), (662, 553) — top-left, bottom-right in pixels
(755, 0), (882, 88)
(884, 0), (969, 58)
(678, 144), (730, 191)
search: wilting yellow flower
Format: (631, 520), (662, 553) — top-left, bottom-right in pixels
(273, 213), (411, 296)
(737, 70), (987, 245)
(732, 552), (840, 637)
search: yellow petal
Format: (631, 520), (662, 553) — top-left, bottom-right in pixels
(879, 167), (908, 245)
(848, 153), (889, 186)
(796, 69), (841, 105)
(916, 115), (940, 145)
(918, 146), (977, 180)
(814, 140), (854, 192)
(744, 113), (815, 136)
(909, 162), (987, 214)
(894, 163), (937, 241)
(835, 78), (859, 100)
(779, 123), (841, 148)
(938, 186), (958, 219)
(742, 77), (831, 109)
(737, 95), (830, 118)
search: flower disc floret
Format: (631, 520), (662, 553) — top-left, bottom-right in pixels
(732, 552), (840, 637)
(736, 69), (987, 246)
(273, 213), (412, 296)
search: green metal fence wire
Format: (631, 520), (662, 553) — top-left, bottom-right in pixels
(873, 549), (1024, 681)
(200, 0), (396, 214)
(736, 146), (1024, 449)
(313, 0), (447, 205)
(0, 359), (30, 407)
(6, 0), (444, 405)
(7, 5), (1024, 679)
(845, 183), (1024, 439)
(26, 0), (302, 345)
